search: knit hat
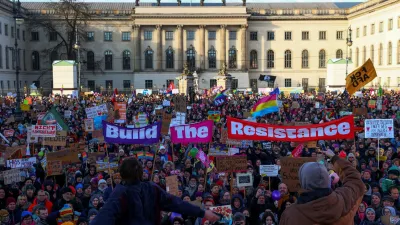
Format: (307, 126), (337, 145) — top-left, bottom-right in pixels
(388, 166), (400, 176)
(299, 162), (330, 191)
(21, 211), (32, 220)
(25, 184), (35, 191)
(59, 204), (73, 218)
(366, 208), (375, 214)
(88, 208), (98, 217)
(6, 197), (16, 206)
(233, 212), (246, 222)
(68, 186), (76, 195)
(372, 192), (381, 200)
(61, 187), (72, 195)
(383, 195), (395, 202)
(75, 183), (83, 190)
(347, 153), (355, 158)
(195, 192), (203, 198)
(98, 179), (107, 185)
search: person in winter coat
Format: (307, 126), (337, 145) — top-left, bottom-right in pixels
(231, 194), (245, 215)
(52, 187), (83, 213)
(280, 149), (365, 225)
(354, 201), (368, 224)
(7, 197), (22, 225)
(28, 190), (53, 214)
(359, 208), (383, 225)
(20, 211), (35, 225)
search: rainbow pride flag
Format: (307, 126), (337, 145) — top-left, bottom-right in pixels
(251, 94), (279, 117)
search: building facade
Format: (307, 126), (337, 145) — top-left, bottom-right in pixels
(0, 0), (399, 94)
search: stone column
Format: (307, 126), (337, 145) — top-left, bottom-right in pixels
(176, 25), (183, 71)
(156, 25), (162, 71)
(220, 25), (227, 68)
(133, 25), (141, 72)
(199, 25), (206, 70)
(240, 24), (248, 70)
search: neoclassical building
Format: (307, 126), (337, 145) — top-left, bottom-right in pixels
(0, 0), (399, 93)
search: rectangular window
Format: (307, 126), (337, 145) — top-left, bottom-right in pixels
(363, 26), (367, 36)
(16, 29), (19, 39)
(145, 80), (153, 89)
(379, 21), (383, 32)
(388, 18), (393, 30)
(302, 78), (309, 89)
(387, 77), (391, 87)
(336, 31), (343, 40)
(144, 31), (152, 40)
(284, 31), (291, 40)
(210, 79), (217, 88)
(49, 32), (57, 41)
(250, 32), (257, 41)
(208, 31), (216, 40)
(356, 28), (359, 38)
(104, 31), (112, 41)
(86, 32), (94, 41)
(31, 32), (39, 41)
(302, 31), (309, 40)
(122, 32), (131, 41)
(267, 31), (275, 41)
(284, 79), (292, 87)
(319, 31), (326, 40)
(187, 31), (195, 40)
(88, 80), (95, 91)
(165, 31), (174, 40)
(105, 80), (113, 89)
(123, 80), (131, 89)
(0, 81), (3, 90)
(4, 24), (8, 36)
(229, 31), (237, 40)
(371, 24), (375, 35)
(7, 81), (10, 89)
(11, 26), (14, 38)
(231, 79), (238, 89)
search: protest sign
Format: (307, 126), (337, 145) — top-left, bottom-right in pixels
(291, 101), (300, 109)
(228, 148), (239, 156)
(47, 160), (63, 176)
(92, 129), (104, 142)
(173, 95), (186, 112)
(339, 111), (353, 116)
(280, 157), (316, 192)
(210, 206), (232, 225)
(166, 175), (179, 196)
(96, 161), (119, 171)
(64, 110), (72, 118)
(43, 131), (67, 146)
(3, 130), (14, 137)
(170, 120), (213, 144)
(84, 119), (94, 132)
(85, 104), (108, 119)
(162, 100), (170, 107)
(114, 102), (127, 123)
(236, 173), (253, 187)
(6, 157), (37, 169)
(103, 121), (161, 144)
(220, 129), (228, 144)
(20, 104), (30, 111)
(260, 165), (279, 177)
(161, 113), (172, 135)
(345, 59), (377, 95)
(216, 155), (247, 172)
(208, 111), (221, 123)
(353, 108), (368, 116)
(94, 115), (107, 130)
(46, 150), (80, 164)
(3, 169), (22, 185)
(368, 100), (376, 108)
(133, 113), (149, 128)
(31, 125), (57, 137)
(365, 119), (394, 138)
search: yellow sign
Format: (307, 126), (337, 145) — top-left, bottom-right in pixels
(345, 59), (377, 95)
(20, 104), (30, 111)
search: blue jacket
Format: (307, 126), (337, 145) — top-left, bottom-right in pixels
(90, 181), (205, 225)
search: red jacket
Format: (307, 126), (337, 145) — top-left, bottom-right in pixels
(28, 198), (53, 213)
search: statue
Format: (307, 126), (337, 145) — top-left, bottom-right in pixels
(182, 62), (190, 75)
(218, 62), (227, 76)
(177, 0), (181, 6)
(135, 0), (139, 6)
(221, 0), (226, 6)
(242, 0), (246, 6)
(157, 0), (161, 6)
(200, 0), (204, 6)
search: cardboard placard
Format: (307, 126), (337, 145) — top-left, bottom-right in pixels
(216, 155), (247, 172)
(47, 160), (63, 176)
(165, 175), (179, 196)
(46, 150), (80, 164)
(96, 162), (118, 171)
(353, 108), (368, 116)
(161, 113), (172, 135)
(280, 157), (316, 192)
(3, 169), (23, 185)
(6, 145), (26, 159)
(368, 100), (376, 108)
(173, 95), (186, 113)
(6, 157), (37, 169)
(84, 119), (94, 132)
(43, 131), (67, 147)
(92, 129), (104, 142)
(220, 129), (228, 144)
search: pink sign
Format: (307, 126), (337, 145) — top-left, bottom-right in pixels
(170, 120), (213, 144)
(31, 125), (57, 137)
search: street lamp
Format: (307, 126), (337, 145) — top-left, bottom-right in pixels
(345, 26), (353, 78)
(73, 27), (81, 96)
(13, 0), (24, 120)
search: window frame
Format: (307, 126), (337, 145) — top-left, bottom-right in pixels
(267, 31), (275, 41)
(165, 31), (174, 40)
(249, 31), (258, 41)
(144, 30), (153, 40)
(284, 31), (292, 41)
(302, 31), (309, 40)
(104, 50), (113, 70)
(86, 32), (95, 41)
(104, 31), (113, 41)
(121, 32), (131, 41)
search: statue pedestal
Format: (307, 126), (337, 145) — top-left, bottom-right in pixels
(215, 74), (232, 90)
(177, 75), (194, 95)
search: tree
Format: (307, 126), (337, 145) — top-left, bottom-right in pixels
(26, 0), (90, 64)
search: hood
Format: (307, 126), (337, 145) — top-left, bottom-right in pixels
(231, 194), (244, 209)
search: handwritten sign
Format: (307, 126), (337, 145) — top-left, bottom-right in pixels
(236, 173), (253, 187)
(216, 156), (247, 172)
(3, 130), (14, 137)
(173, 95), (186, 113)
(6, 157), (37, 169)
(46, 150), (80, 164)
(85, 104), (108, 119)
(96, 162), (119, 171)
(31, 125), (57, 137)
(280, 157), (316, 192)
(84, 119), (94, 132)
(3, 169), (22, 185)
(166, 175), (179, 196)
(47, 160), (63, 176)
(161, 113), (172, 135)
(353, 108), (368, 116)
(43, 131), (67, 146)
(260, 165), (279, 177)
(365, 119), (394, 138)
(114, 102), (127, 122)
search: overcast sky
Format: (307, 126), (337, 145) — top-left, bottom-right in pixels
(19, 0), (365, 3)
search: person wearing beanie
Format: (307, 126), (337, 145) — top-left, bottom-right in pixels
(83, 166), (97, 185)
(280, 149), (364, 225)
(93, 179), (107, 196)
(52, 187), (83, 213)
(20, 211), (34, 225)
(28, 190), (53, 214)
(7, 197), (22, 225)
(75, 184), (84, 197)
(362, 208), (377, 224)
(88, 208), (98, 222)
(381, 165), (400, 194)
(57, 204), (76, 225)
(77, 185), (92, 209)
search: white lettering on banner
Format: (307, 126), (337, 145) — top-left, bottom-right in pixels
(173, 125), (209, 139)
(105, 124), (158, 140)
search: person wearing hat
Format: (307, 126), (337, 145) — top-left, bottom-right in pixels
(93, 179), (107, 196)
(361, 208), (378, 225)
(280, 149), (364, 225)
(55, 204), (77, 225)
(88, 208), (98, 223)
(381, 165), (400, 194)
(52, 187), (83, 213)
(232, 212), (246, 225)
(7, 197), (22, 225)
(382, 195), (396, 208)
(20, 211), (34, 225)
(77, 185), (92, 209)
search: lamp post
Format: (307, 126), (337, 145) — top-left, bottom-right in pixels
(73, 27), (81, 96)
(13, 0), (24, 118)
(345, 26), (353, 78)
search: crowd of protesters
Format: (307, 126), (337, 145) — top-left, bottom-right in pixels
(0, 87), (399, 225)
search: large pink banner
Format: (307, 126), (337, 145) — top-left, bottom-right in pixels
(170, 120), (214, 144)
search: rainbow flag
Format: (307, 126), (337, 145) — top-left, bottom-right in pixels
(214, 89), (229, 106)
(251, 94), (279, 117)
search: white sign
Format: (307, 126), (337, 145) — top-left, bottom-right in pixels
(228, 148), (239, 156)
(236, 173), (253, 187)
(26, 126), (38, 143)
(6, 157), (37, 169)
(85, 104), (108, 119)
(163, 100), (171, 107)
(365, 119), (394, 138)
(64, 110), (72, 118)
(2, 169), (23, 185)
(260, 165), (279, 177)
(31, 125), (57, 137)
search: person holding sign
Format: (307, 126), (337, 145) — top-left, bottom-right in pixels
(280, 150), (364, 225)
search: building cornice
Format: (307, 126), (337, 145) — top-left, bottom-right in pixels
(132, 14), (250, 19)
(249, 15), (348, 21)
(346, 0), (400, 19)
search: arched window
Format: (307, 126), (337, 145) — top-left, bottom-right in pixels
(32, 51), (40, 70)
(336, 49), (343, 59)
(249, 50), (257, 69)
(186, 45), (196, 70)
(379, 43), (383, 65)
(123, 50), (131, 70)
(388, 41), (392, 65)
(228, 46), (237, 68)
(0, 45), (2, 68)
(267, 50), (274, 68)
(301, 50), (308, 68)
(356, 48), (359, 67)
(363, 46), (366, 63)
(208, 46), (216, 69)
(50, 51), (58, 66)
(166, 46), (174, 69)
(370, 45), (374, 64)
(319, 49), (326, 68)
(104, 50), (113, 70)
(144, 46), (153, 69)
(87, 51), (95, 70)
(284, 50), (291, 68)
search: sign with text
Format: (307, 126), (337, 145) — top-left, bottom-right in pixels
(365, 119), (394, 138)
(280, 157), (316, 192)
(170, 120), (213, 144)
(173, 95), (186, 113)
(43, 131), (67, 146)
(3, 130), (14, 137)
(46, 150), (80, 164)
(85, 104), (108, 119)
(216, 155), (247, 172)
(236, 173), (253, 187)
(31, 125), (57, 137)
(353, 108), (368, 116)
(6, 157), (37, 169)
(47, 160), (63, 176)
(260, 165), (279, 177)
(3, 169), (22, 185)
(166, 175), (179, 196)
(114, 102), (127, 122)
(345, 59), (377, 95)
(84, 118), (94, 132)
